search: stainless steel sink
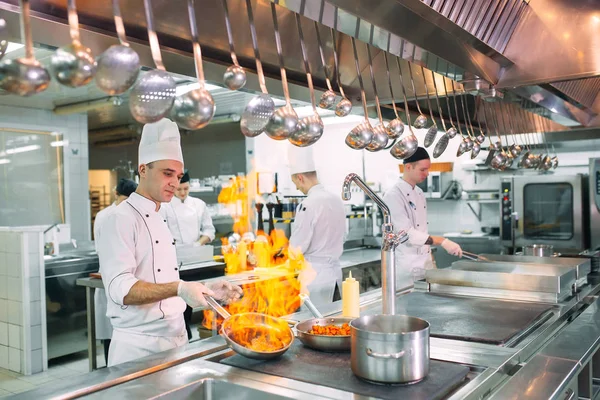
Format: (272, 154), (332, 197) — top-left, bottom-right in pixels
(154, 378), (293, 399)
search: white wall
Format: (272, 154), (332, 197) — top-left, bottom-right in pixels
(0, 105), (90, 241)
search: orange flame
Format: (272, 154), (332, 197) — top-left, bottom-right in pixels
(203, 172), (316, 345)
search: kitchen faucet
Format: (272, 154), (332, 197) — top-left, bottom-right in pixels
(342, 173), (408, 315)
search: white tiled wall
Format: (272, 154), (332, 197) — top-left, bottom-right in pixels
(0, 105), (90, 241)
(0, 228), (46, 375)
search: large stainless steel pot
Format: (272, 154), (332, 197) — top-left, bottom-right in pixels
(523, 244), (555, 257)
(350, 315), (430, 384)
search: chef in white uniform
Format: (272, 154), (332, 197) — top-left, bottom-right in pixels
(383, 147), (463, 288)
(287, 145), (346, 307)
(161, 170), (216, 339)
(162, 170), (215, 246)
(93, 178), (137, 364)
(97, 118), (242, 367)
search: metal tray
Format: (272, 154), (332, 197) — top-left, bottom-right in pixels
(426, 261), (577, 296)
(480, 254), (591, 282)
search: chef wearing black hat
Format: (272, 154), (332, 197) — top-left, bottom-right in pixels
(383, 147), (462, 287)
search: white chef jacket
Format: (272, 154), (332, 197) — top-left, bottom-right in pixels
(383, 178), (434, 288)
(97, 192), (186, 339)
(290, 184), (346, 307)
(161, 196), (216, 245)
(93, 202), (117, 340)
(93, 203), (116, 249)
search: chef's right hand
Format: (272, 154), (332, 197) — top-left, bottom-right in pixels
(441, 239), (463, 257)
(177, 281), (216, 308)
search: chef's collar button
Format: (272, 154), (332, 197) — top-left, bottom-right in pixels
(172, 241), (175, 245)
(164, 219), (167, 223)
(155, 240), (159, 244)
(145, 214), (149, 218)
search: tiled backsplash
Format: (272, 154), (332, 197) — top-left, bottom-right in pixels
(0, 228), (46, 375)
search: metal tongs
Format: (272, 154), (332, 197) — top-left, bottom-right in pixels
(462, 251), (491, 262)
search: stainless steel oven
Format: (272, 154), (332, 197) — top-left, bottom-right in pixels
(500, 174), (590, 252)
(416, 172), (453, 199)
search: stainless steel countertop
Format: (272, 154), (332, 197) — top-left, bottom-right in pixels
(21, 270), (600, 400)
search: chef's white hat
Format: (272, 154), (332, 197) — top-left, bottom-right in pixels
(138, 118), (184, 167)
(287, 144), (316, 175)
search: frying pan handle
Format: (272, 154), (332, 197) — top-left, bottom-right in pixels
(299, 293), (323, 318)
(205, 296), (231, 319)
(366, 348), (406, 359)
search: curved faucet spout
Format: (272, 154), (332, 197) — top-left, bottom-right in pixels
(342, 173), (392, 226)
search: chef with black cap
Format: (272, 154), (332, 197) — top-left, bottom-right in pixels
(97, 118), (242, 367)
(162, 170), (215, 246)
(383, 147), (463, 287)
(93, 178), (137, 364)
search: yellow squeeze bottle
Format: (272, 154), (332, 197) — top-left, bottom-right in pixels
(342, 271), (360, 318)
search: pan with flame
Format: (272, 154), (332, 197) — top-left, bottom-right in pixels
(206, 296), (295, 360)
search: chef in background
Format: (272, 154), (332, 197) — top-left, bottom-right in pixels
(383, 147), (463, 288)
(93, 178), (137, 364)
(162, 170), (216, 246)
(287, 145), (346, 307)
(97, 118), (242, 367)
(161, 170), (217, 340)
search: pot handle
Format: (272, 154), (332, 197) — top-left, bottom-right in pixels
(366, 348), (406, 359)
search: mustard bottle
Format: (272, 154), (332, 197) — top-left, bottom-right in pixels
(342, 271), (360, 318)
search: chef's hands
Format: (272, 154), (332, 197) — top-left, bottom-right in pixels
(208, 280), (243, 304)
(177, 281), (215, 308)
(441, 239), (463, 257)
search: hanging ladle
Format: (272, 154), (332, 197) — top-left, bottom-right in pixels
(288, 12), (323, 147)
(50, 0), (96, 87)
(365, 39), (388, 152)
(465, 94), (481, 159)
(421, 56), (438, 147)
(313, 3), (336, 109)
(221, 0), (246, 90)
(240, 0), (275, 137)
(383, 33), (404, 139)
(453, 80), (473, 157)
(265, 3), (298, 140)
(430, 69), (450, 158)
(345, 35), (373, 149)
(407, 56), (428, 129)
(129, 0), (176, 124)
(390, 53), (418, 159)
(0, 0), (50, 96)
(330, 8), (352, 117)
(171, 0), (215, 130)
(433, 68), (459, 158)
(95, 0), (140, 95)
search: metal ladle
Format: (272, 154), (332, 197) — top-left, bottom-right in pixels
(453, 81), (472, 157)
(50, 0), (96, 87)
(346, 35), (373, 149)
(265, 3), (298, 140)
(430, 68), (450, 158)
(171, 0), (215, 130)
(240, 0), (274, 137)
(390, 54), (418, 159)
(407, 57), (428, 129)
(433, 70), (459, 158)
(365, 40), (388, 152)
(288, 12), (323, 147)
(383, 34), (404, 139)
(0, 0), (50, 96)
(95, 0), (140, 95)
(330, 8), (352, 117)
(466, 95), (481, 159)
(313, 4), (336, 109)
(457, 85), (475, 152)
(420, 54), (438, 147)
(129, 0), (176, 124)
(221, 0), (246, 90)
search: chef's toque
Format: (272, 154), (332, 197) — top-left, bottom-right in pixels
(287, 144), (316, 175)
(138, 118), (184, 167)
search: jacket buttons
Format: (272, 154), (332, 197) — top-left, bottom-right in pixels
(172, 241), (176, 245)
(163, 219), (167, 223)
(146, 214), (149, 218)
(157, 269), (161, 272)
(174, 268), (178, 271)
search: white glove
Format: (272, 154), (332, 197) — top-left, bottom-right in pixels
(177, 281), (215, 308)
(208, 280), (243, 304)
(441, 239), (463, 257)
